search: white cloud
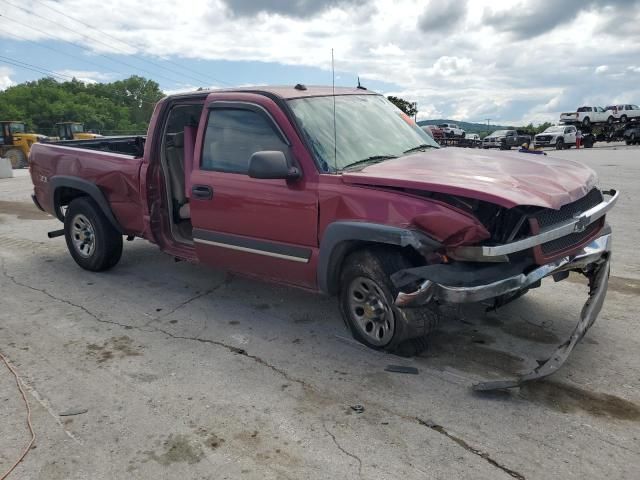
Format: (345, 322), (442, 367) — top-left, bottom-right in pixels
(0, 66), (15, 91)
(54, 70), (114, 84)
(1, 0), (639, 123)
(429, 56), (473, 77)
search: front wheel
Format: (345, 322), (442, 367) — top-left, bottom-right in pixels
(555, 138), (564, 150)
(339, 248), (440, 357)
(5, 148), (27, 168)
(64, 197), (123, 271)
(621, 115), (628, 123)
(607, 116), (614, 125)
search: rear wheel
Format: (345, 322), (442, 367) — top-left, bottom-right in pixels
(621, 115), (628, 123)
(64, 197), (123, 271)
(555, 138), (564, 150)
(339, 248), (440, 357)
(5, 148), (27, 168)
(582, 117), (591, 127)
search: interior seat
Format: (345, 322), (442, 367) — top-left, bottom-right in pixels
(165, 132), (190, 219)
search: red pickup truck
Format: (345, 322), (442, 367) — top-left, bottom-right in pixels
(29, 86), (617, 389)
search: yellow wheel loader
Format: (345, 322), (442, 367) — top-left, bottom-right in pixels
(55, 122), (102, 141)
(0, 121), (46, 168)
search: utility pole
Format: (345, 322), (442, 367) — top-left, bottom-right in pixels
(414, 102), (418, 122)
(485, 118), (491, 136)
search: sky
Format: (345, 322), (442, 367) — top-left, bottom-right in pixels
(0, 0), (639, 125)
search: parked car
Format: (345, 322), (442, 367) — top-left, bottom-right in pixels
(421, 125), (443, 140)
(482, 129), (531, 149)
(623, 124), (640, 145)
(438, 123), (465, 138)
(534, 125), (577, 149)
(28, 86), (617, 388)
(560, 106), (609, 127)
(606, 104), (640, 124)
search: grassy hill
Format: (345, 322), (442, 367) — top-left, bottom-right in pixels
(418, 119), (512, 136)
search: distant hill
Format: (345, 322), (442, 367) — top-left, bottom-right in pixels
(418, 119), (512, 136)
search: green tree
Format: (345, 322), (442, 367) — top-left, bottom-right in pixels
(387, 96), (417, 117)
(0, 75), (164, 136)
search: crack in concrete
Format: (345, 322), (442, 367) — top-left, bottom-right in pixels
(147, 273), (235, 327)
(416, 418), (525, 480)
(322, 421), (363, 478)
(1, 259), (310, 391)
(1, 259), (134, 331)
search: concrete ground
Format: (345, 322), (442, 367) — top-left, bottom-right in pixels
(1, 146), (639, 480)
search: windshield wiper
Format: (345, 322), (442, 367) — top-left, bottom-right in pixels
(403, 144), (438, 154)
(341, 155), (397, 171)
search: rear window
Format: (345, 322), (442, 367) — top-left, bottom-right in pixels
(577, 107), (592, 112)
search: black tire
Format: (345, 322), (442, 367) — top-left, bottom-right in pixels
(621, 115), (628, 123)
(631, 133), (636, 145)
(607, 116), (614, 125)
(64, 197), (123, 271)
(555, 138), (564, 150)
(338, 247), (440, 357)
(582, 117), (590, 127)
(5, 148), (27, 168)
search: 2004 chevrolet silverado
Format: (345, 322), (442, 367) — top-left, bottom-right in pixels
(28, 86), (618, 390)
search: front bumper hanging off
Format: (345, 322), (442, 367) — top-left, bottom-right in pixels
(392, 232), (612, 391)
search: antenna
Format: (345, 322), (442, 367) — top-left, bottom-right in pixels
(332, 48), (337, 172)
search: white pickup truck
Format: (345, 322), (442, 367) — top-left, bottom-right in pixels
(533, 125), (577, 149)
(437, 123), (465, 138)
(560, 106), (609, 127)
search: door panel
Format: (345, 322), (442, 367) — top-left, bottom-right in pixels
(189, 95), (319, 288)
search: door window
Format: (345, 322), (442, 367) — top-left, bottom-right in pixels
(201, 108), (288, 174)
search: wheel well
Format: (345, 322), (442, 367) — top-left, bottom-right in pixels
(53, 187), (89, 219)
(327, 241), (424, 296)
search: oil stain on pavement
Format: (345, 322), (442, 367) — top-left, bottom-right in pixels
(86, 336), (143, 363)
(520, 381), (640, 421)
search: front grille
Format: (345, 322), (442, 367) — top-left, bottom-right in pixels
(535, 188), (603, 229)
(536, 136), (551, 141)
(541, 220), (601, 254)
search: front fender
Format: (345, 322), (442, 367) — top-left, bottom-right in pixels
(317, 221), (441, 295)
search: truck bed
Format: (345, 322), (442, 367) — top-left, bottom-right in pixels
(49, 136), (146, 157)
(29, 140), (146, 236)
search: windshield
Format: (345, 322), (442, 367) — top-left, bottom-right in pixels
(9, 122), (25, 134)
(71, 123), (84, 133)
(489, 130), (509, 137)
(544, 126), (565, 133)
(287, 94), (438, 172)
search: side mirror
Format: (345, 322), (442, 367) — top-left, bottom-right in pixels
(248, 151), (300, 180)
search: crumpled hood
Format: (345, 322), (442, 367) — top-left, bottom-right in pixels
(341, 148), (597, 209)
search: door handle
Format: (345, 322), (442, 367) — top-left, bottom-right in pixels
(192, 185), (213, 200)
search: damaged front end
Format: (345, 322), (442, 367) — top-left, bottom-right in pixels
(393, 189), (618, 390)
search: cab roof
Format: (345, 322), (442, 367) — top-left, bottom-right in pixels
(167, 85), (378, 101)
